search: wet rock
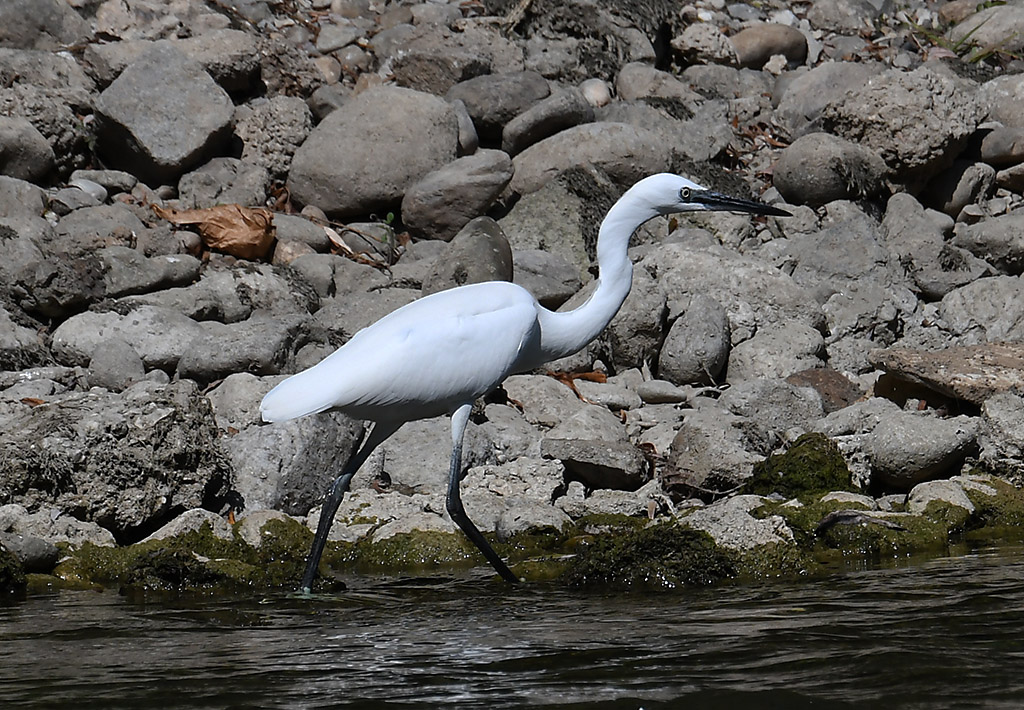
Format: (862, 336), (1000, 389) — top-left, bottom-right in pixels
(907, 479), (975, 515)
(820, 66), (984, 186)
(0, 503), (116, 547)
(773, 132), (889, 206)
(0, 380), (230, 540)
(510, 122), (671, 196)
(401, 150), (514, 241)
(447, 71), (551, 145)
(727, 322), (825, 382)
(142, 508), (234, 542)
(236, 509), (298, 548)
(225, 412), (363, 516)
(729, 23), (808, 69)
(0, 531), (59, 573)
(684, 494), (794, 550)
(0, 116), (55, 183)
(865, 411), (980, 490)
(870, 344), (1024, 407)
(94, 44), (234, 185)
(421, 217), (513, 295)
(288, 85), (458, 217)
(658, 294), (730, 386)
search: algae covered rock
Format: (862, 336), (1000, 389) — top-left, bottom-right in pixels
(0, 540), (26, 593)
(747, 433), (854, 499)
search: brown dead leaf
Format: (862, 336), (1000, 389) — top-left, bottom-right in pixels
(153, 204), (276, 260)
(20, 397), (46, 407)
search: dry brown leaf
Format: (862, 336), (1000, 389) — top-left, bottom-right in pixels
(153, 204), (276, 260)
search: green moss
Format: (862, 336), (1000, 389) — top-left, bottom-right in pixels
(562, 521), (737, 589)
(344, 530), (483, 575)
(747, 433), (855, 500)
(736, 542), (820, 580)
(0, 542), (26, 593)
(964, 476), (1024, 542)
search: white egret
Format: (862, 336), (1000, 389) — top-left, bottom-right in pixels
(260, 173), (789, 592)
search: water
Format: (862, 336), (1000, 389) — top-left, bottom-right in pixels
(3, 547), (1024, 709)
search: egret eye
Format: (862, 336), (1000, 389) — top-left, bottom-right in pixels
(680, 187), (691, 200)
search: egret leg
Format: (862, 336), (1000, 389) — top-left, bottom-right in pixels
(300, 421), (400, 593)
(446, 404), (520, 584)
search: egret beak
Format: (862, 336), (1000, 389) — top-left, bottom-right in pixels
(694, 190), (791, 217)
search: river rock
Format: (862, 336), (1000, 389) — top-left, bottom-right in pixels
(234, 95), (312, 179)
(401, 150), (514, 241)
(657, 294), (730, 386)
(86, 337), (146, 391)
(729, 23), (807, 69)
(287, 85), (458, 216)
(718, 378), (824, 437)
(142, 508), (234, 543)
(952, 213), (1024, 275)
(502, 87), (594, 156)
(773, 132), (889, 206)
(0, 116), (55, 183)
(807, 0), (879, 33)
(938, 277), (1024, 345)
(980, 391), (1024, 479)
(907, 479), (975, 515)
(684, 494), (795, 550)
(94, 43), (234, 185)
(175, 313), (308, 385)
(446, 71), (550, 145)
(0, 503), (116, 548)
(774, 61), (881, 139)
(420, 217), (514, 295)
(0, 0), (92, 50)
(950, 4), (1024, 57)
(865, 411), (980, 490)
(512, 248), (581, 309)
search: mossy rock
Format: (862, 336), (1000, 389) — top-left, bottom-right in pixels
(0, 542), (26, 593)
(563, 521), (737, 589)
(747, 433), (855, 500)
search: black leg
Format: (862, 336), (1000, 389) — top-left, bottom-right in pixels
(445, 404), (520, 584)
(299, 420), (400, 593)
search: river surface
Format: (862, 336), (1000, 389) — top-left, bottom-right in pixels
(2, 545), (1024, 709)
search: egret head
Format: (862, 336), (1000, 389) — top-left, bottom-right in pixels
(633, 173), (790, 218)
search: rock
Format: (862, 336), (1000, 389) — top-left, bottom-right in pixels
(234, 96), (313, 179)
(573, 379), (642, 412)
(558, 479), (662, 518)
(0, 380), (230, 540)
(87, 337), (146, 391)
(503, 374), (585, 428)
(924, 161), (995, 219)
(100, 246), (202, 299)
(658, 294), (730, 386)
(939, 276), (1024, 344)
(541, 437), (647, 490)
(175, 314), (308, 385)
(176, 157), (270, 210)
(636, 379), (689, 404)
(235, 509), (298, 548)
(774, 61), (881, 139)
(401, 150), (514, 241)
(683, 494), (794, 550)
(0, 531), (59, 573)
(579, 78), (612, 108)
(671, 22), (738, 66)
(512, 248), (581, 309)
(807, 0), (880, 34)
(729, 23), (808, 69)
(614, 62), (702, 105)
(142, 508), (234, 542)
(786, 368), (864, 414)
(501, 87), (594, 155)
(287, 85), (458, 216)
(0, 116), (55, 182)
(773, 132), (889, 206)
(718, 378), (825, 434)
(0, 305), (48, 371)
(0, 0), (91, 50)
(176, 29), (261, 94)
(727, 322), (825, 382)
(953, 213), (1024, 275)
(870, 344), (1024, 406)
(980, 74), (1024, 130)
(224, 412), (363, 516)
(662, 403), (763, 499)
(374, 415), (495, 490)
(820, 66), (984, 186)
(510, 122), (671, 196)
(421, 217), (513, 295)
(600, 268), (667, 371)
(979, 392), (1024, 479)
(94, 43), (235, 185)
(206, 372), (270, 432)
(0, 503), (116, 547)
(866, 411), (980, 490)
(906, 479), (975, 515)
(950, 3), (1024, 57)
(446, 71), (551, 144)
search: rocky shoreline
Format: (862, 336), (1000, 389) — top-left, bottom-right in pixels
(3, 0), (1024, 594)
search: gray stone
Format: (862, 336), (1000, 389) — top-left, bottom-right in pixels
(0, 380), (230, 539)
(980, 391), (1024, 479)
(176, 314), (308, 385)
(671, 22), (738, 66)
(176, 29), (261, 94)
(907, 479), (975, 515)
(981, 74), (1024, 130)
(234, 96), (312, 179)
(374, 415), (496, 490)
(447, 71), (550, 144)
(176, 157), (270, 210)
(0, 0), (91, 50)
(501, 87), (594, 156)
(950, 4), (1024, 57)
(142, 508), (234, 542)
(866, 411), (980, 490)
(718, 378), (824, 435)
(288, 85), (458, 216)
(807, 0), (880, 34)
(502, 374), (585, 428)
(512, 248), (581, 309)
(573, 379), (642, 411)
(225, 412), (363, 516)
(953, 213), (1024, 275)
(773, 132), (889, 206)
(95, 43), (235, 185)
(683, 494), (794, 550)
(511, 122), (672, 195)
(421, 217), (513, 295)
(0, 503), (116, 548)
(658, 294), (730, 386)
(0, 116), (55, 183)
(727, 322), (825, 382)
(0, 177), (46, 219)
(87, 337), (146, 392)
(614, 62), (702, 105)
(775, 61), (882, 139)
(235, 509), (299, 548)
(541, 437), (647, 490)
(662, 403), (763, 497)
(940, 278), (1024, 344)
(401, 150), (514, 241)
(313, 289), (419, 344)
(0, 531), (59, 573)
(100, 246), (202, 299)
